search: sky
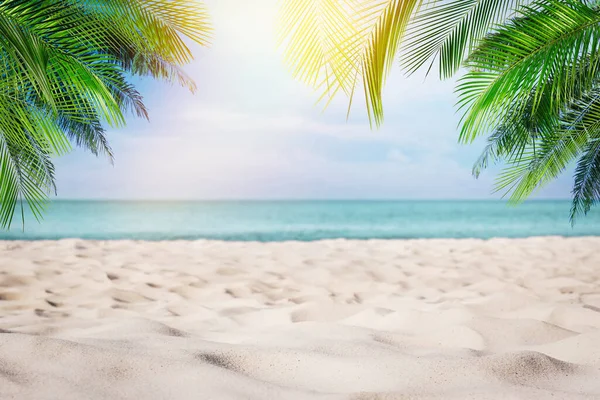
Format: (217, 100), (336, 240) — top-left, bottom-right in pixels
(54, 0), (574, 200)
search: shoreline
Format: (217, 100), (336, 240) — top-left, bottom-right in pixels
(1, 234), (600, 243)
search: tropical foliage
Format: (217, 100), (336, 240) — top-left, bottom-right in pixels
(278, 0), (600, 222)
(0, 0), (211, 228)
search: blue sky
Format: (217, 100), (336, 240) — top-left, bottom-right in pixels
(54, 0), (573, 200)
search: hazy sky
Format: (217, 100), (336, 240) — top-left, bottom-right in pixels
(54, 0), (573, 200)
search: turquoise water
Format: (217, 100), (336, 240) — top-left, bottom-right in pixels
(0, 200), (598, 241)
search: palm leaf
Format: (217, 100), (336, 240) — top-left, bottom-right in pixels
(464, 1), (600, 219)
(403, 0), (524, 79)
(457, 0), (600, 143)
(0, 0), (212, 229)
(506, 91), (600, 202)
(278, 0), (422, 127)
(0, 96), (65, 228)
(571, 137), (600, 223)
(476, 83), (600, 221)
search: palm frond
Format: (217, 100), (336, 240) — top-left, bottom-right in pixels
(361, 0), (421, 126)
(403, 0), (524, 79)
(472, 123), (533, 178)
(479, 86), (600, 220)
(0, 96), (65, 228)
(473, 80), (562, 178)
(571, 138), (600, 223)
(277, 0), (365, 101)
(278, 0), (422, 127)
(0, 0), (211, 229)
(457, 0), (600, 143)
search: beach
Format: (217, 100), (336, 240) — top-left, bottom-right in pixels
(1, 237), (600, 399)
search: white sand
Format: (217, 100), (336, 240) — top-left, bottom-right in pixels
(1, 237), (600, 399)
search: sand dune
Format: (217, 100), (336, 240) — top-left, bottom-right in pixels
(1, 237), (600, 399)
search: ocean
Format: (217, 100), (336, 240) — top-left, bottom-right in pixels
(0, 200), (598, 241)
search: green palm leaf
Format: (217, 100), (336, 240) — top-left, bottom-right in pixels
(0, 0), (211, 229)
(464, 0), (600, 220)
(495, 91), (600, 217)
(457, 0), (600, 143)
(0, 96), (67, 228)
(403, 0), (524, 79)
(571, 138), (600, 223)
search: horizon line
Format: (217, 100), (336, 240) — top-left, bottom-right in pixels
(50, 198), (573, 202)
